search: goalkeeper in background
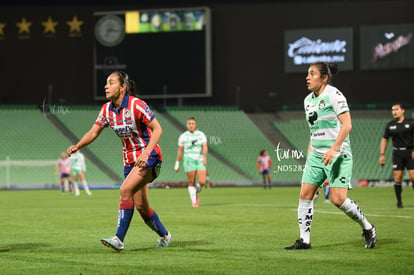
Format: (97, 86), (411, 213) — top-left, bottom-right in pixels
(70, 150), (92, 196)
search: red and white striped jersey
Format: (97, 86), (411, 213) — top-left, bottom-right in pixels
(95, 95), (162, 166)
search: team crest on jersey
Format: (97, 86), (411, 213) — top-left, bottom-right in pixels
(405, 124), (410, 129)
(124, 109), (132, 118)
(318, 100), (326, 110)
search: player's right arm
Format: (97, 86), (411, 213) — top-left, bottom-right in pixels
(175, 146), (184, 172)
(379, 137), (388, 165)
(67, 124), (104, 156)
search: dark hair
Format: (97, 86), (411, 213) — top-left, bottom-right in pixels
(188, 116), (196, 122)
(260, 149), (266, 156)
(113, 71), (137, 97)
(312, 62), (338, 84)
(392, 103), (404, 110)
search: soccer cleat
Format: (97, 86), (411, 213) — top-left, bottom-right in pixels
(157, 231), (172, 248)
(284, 239), (311, 250)
(397, 202), (404, 208)
(362, 224), (376, 249)
(192, 201), (199, 207)
(100, 236), (124, 252)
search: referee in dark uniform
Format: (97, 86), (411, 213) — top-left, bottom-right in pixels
(380, 103), (414, 208)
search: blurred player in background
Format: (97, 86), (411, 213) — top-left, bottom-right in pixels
(284, 62), (376, 250)
(67, 71), (171, 252)
(175, 117), (208, 207)
(56, 151), (73, 193)
(70, 150), (92, 196)
(257, 149), (273, 189)
(379, 103), (414, 208)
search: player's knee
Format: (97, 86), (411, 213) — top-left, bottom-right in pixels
(330, 196), (345, 207)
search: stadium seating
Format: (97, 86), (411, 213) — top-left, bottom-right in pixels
(165, 106), (303, 182)
(55, 105), (248, 184)
(2, 105), (404, 188)
(0, 105), (113, 186)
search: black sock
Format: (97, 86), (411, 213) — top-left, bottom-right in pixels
(394, 183), (402, 203)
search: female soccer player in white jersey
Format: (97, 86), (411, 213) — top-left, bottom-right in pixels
(284, 62), (377, 250)
(174, 117), (208, 207)
(67, 71), (171, 252)
(70, 150), (92, 196)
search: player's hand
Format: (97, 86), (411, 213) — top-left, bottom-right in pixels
(135, 153), (149, 168)
(67, 145), (78, 157)
(322, 148), (336, 166)
(379, 155), (385, 165)
(174, 161), (180, 172)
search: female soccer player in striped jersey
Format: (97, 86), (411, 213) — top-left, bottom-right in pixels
(67, 71), (171, 252)
(56, 151), (73, 193)
(284, 62), (376, 250)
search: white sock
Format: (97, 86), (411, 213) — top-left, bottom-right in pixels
(82, 180), (92, 195)
(298, 200), (313, 244)
(339, 198), (372, 230)
(73, 182), (80, 196)
(188, 186), (197, 204)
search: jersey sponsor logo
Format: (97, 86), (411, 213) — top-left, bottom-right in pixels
(338, 100), (348, 110)
(308, 111), (318, 125)
(389, 125), (397, 130)
(405, 124), (410, 129)
(97, 114), (106, 123)
(114, 125), (135, 138)
(312, 132), (325, 137)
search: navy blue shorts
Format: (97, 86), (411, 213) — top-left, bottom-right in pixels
(261, 169), (270, 175)
(124, 157), (162, 179)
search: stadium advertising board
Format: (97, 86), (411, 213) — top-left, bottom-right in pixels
(360, 23), (414, 70)
(284, 27), (353, 73)
(93, 7), (211, 100)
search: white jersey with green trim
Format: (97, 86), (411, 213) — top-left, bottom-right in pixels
(178, 130), (207, 161)
(304, 84), (352, 157)
(70, 152), (86, 171)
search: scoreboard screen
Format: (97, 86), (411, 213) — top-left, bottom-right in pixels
(93, 7), (211, 99)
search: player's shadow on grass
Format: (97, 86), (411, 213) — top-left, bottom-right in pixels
(0, 243), (50, 252)
(129, 240), (212, 252)
(314, 238), (395, 249)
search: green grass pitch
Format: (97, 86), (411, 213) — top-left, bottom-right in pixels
(0, 186), (413, 274)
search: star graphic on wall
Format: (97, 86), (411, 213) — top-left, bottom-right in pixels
(16, 17), (32, 34)
(0, 23), (6, 36)
(67, 16), (83, 33)
(42, 16), (58, 34)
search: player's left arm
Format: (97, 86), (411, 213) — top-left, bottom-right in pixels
(322, 111), (352, 166)
(202, 141), (208, 166)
